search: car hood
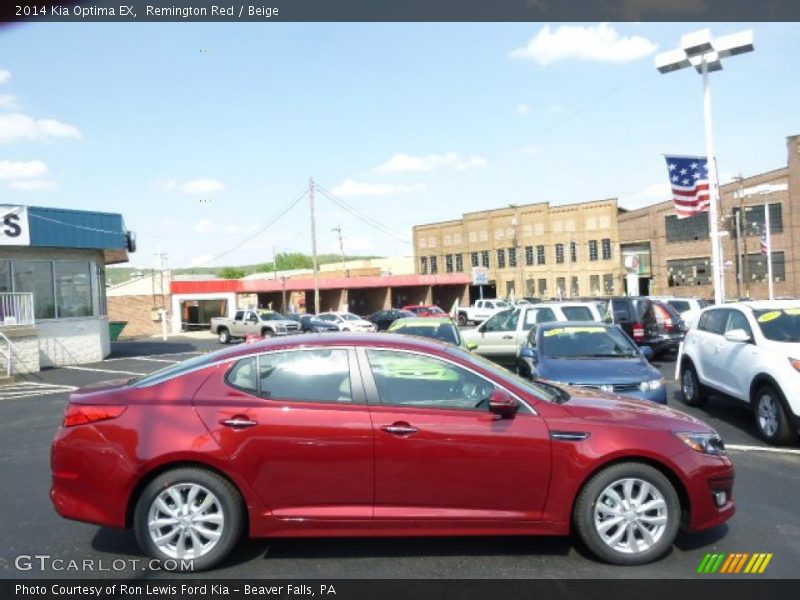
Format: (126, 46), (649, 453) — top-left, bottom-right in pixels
(561, 386), (709, 431)
(538, 357), (659, 385)
(264, 319), (300, 327)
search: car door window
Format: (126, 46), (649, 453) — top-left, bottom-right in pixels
(725, 310), (752, 337)
(482, 309), (519, 332)
(226, 357), (258, 393)
(365, 350), (496, 410)
(611, 299), (630, 322)
(699, 309), (729, 335)
(523, 307), (556, 330)
(234, 310), (244, 321)
(258, 349), (352, 403)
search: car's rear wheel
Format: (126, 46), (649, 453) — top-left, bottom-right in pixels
(680, 363), (706, 407)
(574, 462), (680, 565)
(754, 384), (794, 445)
(134, 468), (244, 571)
(217, 328), (231, 344)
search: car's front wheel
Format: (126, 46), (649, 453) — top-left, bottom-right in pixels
(574, 462), (680, 565)
(134, 467), (244, 571)
(217, 328), (231, 344)
(261, 328), (275, 338)
(680, 363), (706, 407)
(457, 313), (468, 326)
(754, 384), (794, 445)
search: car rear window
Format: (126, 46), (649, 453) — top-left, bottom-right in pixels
(561, 306), (594, 321)
(668, 300), (690, 313)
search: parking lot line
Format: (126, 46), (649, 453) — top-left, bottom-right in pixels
(62, 366), (147, 376)
(0, 382), (77, 401)
(726, 444), (800, 456)
(104, 356), (179, 364)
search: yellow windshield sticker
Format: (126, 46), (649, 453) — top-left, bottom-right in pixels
(757, 311), (781, 323)
(543, 326), (605, 337)
(543, 328), (564, 337)
(784, 308), (800, 316)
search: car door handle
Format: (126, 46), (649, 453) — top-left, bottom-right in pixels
(220, 417), (257, 429)
(380, 423), (419, 436)
(502, 335), (514, 339)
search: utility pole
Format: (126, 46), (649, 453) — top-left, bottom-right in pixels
(272, 245), (277, 280)
(309, 177), (320, 314)
(333, 225), (348, 277)
(734, 175), (750, 298)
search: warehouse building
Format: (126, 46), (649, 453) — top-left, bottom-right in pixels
(0, 205), (134, 374)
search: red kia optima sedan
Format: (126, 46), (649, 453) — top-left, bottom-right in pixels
(51, 334), (734, 570)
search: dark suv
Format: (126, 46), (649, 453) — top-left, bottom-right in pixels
(601, 297), (666, 356)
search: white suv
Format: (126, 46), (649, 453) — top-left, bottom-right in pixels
(678, 301), (800, 445)
(316, 311), (376, 332)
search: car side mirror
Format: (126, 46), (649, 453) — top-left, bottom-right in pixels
(488, 389), (519, 419)
(519, 346), (537, 363)
(724, 329), (751, 344)
(640, 346), (654, 360)
(465, 341), (478, 351)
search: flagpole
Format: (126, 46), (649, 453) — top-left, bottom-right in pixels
(765, 201), (774, 300)
(701, 57), (724, 306)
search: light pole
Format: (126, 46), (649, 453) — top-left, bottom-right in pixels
(656, 29), (754, 305)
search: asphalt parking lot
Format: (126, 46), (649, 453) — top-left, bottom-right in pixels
(1, 334), (799, 580)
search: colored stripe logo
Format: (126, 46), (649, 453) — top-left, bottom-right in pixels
(696, 553), (773, 574)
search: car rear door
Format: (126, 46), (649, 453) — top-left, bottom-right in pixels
(690, 309), (730, 388)
(358, 348), (551, 523)
(192, 348), (375, 522)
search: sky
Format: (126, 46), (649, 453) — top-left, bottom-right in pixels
(1, 22), (799, 269)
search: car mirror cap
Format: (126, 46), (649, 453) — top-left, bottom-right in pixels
(724, 328), (751, 343)
(465, 342), (478, 351)
(488, 389), (519, 419)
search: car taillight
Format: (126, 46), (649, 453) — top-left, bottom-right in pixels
(632, 323), (645, 341)
(63, 404), (127, 427)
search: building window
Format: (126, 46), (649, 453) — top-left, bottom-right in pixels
(0, 260), (11, 293)
(746, 251), (786, 282)
(536, 245), (546, 265)
(570, 241), (577, 263)
(508, 247), (517, 268)
(420, 257), (428, 274)
(556, 277), (566, 297)
(455, 254), (464, 273)
(555, 243), (564, 264)
(589, 274), (600, 294)
(13, 261), (55, 320)
(445, 254), (454, 273)
(8, 259), (95, 320)
(55, 261), (93, 318)
(602, 238), (612, 260)
(589, 240), (598, 261)
(603, 274), (614, 295)
(497, 249), (506, 269)
(733, 203), (784, 237)
(524, 246), (534, 266)
(429, 256), (438, 274)
(470, 252), (479, 268)
(665, 213), (709, 242)
(537, 278), (547, 297)
(480, 250), (490, 268)
(571, 276), (579, 297)
(667, 257), (712, 287)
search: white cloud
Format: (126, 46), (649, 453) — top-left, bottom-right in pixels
(510, 23), (657, 66)
(331, 179), (422, 198)
(0, 95), (18, 110)
(0, 70), (10, 84)
(194, 219), (217, 234)
(162, 178), (226, 195)
(7, 179), (57, 191)
(0, 113), (81, 143)
(373, 152), (488, 175)
(516, 104), (530, 118)
(0, 159), (48, 180)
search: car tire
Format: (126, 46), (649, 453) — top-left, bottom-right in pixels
(680, 363), (706, 407)
(342, 328), (350, 332)
(574, 462), (680, 566)
(218, 328), (231, 344)
(753, 384), (794, 445)
(457, 313), (468, 326)
(134, 467), (244, 572)
(261, 328), (275, 338)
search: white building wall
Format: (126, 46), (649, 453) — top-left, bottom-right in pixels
(36, 317), (110, 367)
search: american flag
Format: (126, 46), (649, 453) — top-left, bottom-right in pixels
(760, 231), (769, 255)
(664, 155), (710, 218)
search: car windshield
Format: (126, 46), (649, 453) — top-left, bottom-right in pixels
(393, 324), (461, 345)
(341, 313), (361, 321)
(258, 311), (283, 321)
(541, 326), (640, 358)
(495, 301), (510, 308)
(446, 346), (566, 404)
(753, 308), (800, 342)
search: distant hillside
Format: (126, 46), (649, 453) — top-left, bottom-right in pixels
(106, 254), (384, 286)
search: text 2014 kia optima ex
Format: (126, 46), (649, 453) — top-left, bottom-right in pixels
(51, 333), (734, 570)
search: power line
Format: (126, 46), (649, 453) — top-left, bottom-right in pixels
(186, 188), (308, 269)
(316, 185), (412, 245)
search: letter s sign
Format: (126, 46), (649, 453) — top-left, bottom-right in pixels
(0, 206), (31, 246)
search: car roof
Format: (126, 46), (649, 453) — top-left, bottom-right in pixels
(391, 317), (454, 326)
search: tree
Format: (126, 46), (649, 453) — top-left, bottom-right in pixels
(217, 267), (247, 279)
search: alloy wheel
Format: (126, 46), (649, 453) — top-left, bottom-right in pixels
(593, 478), (668, 555)
(757, 393), (779, 438)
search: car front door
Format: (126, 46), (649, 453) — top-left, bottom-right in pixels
(359, 348), (551, 523)
(710, 309), (757, 400)
(470, 309), (520, 361)
(192, 348), (375, 522)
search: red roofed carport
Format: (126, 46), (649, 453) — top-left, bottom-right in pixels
(170, 273), (471, 332)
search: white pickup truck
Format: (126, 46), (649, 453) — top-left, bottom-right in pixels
(455, 299), (510, 326)
(210, 309), (301, 344)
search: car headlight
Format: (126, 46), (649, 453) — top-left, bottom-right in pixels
(639, 377), (665, 392)
(789, 357), (800, 372)
(675, 432), (726, 455)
